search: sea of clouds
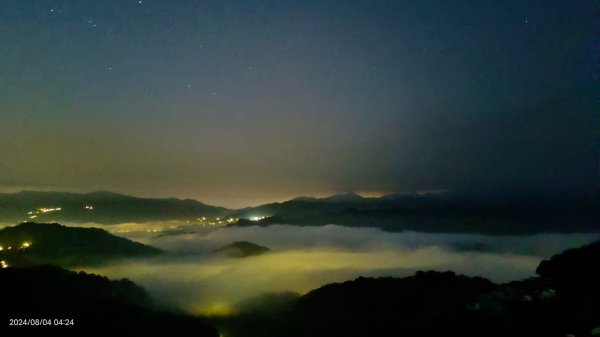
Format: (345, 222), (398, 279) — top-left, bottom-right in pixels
(81, 224), (599, 315)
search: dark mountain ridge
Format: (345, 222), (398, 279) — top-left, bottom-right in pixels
(0, 190), (230, 224)
(229, 192), (600, 234)
(0, 222), (162, 267)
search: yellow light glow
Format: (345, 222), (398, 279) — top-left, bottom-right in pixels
(1, 260), (7, 268)
(21, 242), (31, 249)
(38, 207), (61, 213)
(196, 301), (234, 317)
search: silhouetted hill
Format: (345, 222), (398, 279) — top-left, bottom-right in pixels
(229, 193), (600, 234)
(0, 265), (218, 336)
(0, 191), (229, 224)
(214, 241), (269, 258)
(536, 239), (600, 297)
(216, 271), (499, 337)
(317, 193), (366, 203)
(0, 222), (161, 267)
(291, 272), (496, 337)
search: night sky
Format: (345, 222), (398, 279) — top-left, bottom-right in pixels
(0, 0), (596, 207)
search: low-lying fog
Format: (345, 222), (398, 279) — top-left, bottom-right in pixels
(80, 223), (599, 316)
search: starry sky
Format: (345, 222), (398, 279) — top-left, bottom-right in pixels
(0, 0), (597, 207)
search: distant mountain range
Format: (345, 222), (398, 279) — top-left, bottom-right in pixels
(0, 190), (598, 234)
(0, 191), (229, 224)
(229, 192), (600, 234)
(0, 222), (161, 267)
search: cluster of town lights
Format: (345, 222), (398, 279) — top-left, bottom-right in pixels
(26, 205), (94, 220)
(0, 242), (32, 269)
(0, 242), (32, 251)
(28, 207), (61, 219)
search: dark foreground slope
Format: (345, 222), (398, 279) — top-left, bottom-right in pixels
(0, 222), (161, 267)
(0, 265), (218, 336)
(216, 239), (600, 337)
(537, 239), (600, 295)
